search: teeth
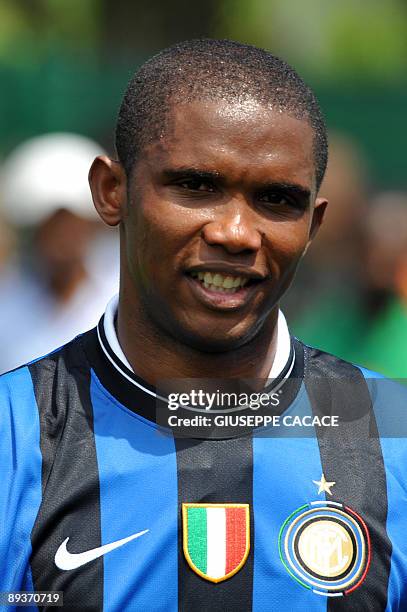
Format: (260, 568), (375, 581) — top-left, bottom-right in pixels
(191, 270), (252, 293)
(223, 276), (234, 289)
(212, 274), (223, 287)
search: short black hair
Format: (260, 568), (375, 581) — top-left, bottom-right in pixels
(116, 38), (328, 190)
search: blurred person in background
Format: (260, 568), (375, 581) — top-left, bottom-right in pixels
(0, 133), (119, 373)
(287, 133), (370, 363)
(0, 212), (16, 274)
(359, 192), (407, 377)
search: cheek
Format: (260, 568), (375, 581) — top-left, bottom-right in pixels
(125, 198), (201, 281)
(264, 220), (310, 275)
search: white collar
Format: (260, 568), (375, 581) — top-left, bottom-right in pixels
(103, 293), (292, 380)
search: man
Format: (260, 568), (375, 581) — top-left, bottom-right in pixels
(1, 39), (406, 611)
(0, 133), (119, 373)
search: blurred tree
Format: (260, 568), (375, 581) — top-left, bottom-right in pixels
(99, 0), (218, 58)
(0, 0), (100, 64)
(1, 0), (406, 78)
(0, 0), (406, 187)
(0, 0), (220, 63)
(218, 0), (407, 81)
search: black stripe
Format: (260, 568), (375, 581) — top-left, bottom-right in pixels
(29, 338), (103, 612)
(175, 437), (254, 612)
(97, 315), (157, 395)
(83, 323), (159, 423)
(304, 347), (392, 611)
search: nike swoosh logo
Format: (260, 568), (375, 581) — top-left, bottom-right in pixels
(55, 529), (149, 570)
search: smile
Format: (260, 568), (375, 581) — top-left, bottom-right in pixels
(186, 268), (264, 311)
(190, 271), (249, 294)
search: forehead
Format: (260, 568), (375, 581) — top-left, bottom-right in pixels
(143, 99), (316, 188)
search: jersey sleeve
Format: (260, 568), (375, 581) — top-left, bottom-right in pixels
(0, 366), (43, 592)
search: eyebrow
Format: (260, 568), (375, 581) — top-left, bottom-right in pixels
(162, 167), (311, 200)
(162, 167), (221, 182)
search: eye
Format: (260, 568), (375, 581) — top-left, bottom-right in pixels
(257, 191), (294, 206)
(178, 178), (216, 192)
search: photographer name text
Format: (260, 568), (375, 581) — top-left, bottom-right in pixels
(168, 414), (339, 428)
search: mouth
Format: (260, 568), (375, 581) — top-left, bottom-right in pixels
(191, 270), (252, 292)
(185, 269), (265, 310)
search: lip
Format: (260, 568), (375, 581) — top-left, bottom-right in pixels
(185, 273), (264, 311)
(186, 262), (267, 282)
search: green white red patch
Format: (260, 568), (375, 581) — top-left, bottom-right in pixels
(182, 503), (250, 583)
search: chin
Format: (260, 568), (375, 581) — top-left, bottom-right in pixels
(145, 298), (268, 353)
(181, 335), (247, 354)
(174, 320), (262, 354)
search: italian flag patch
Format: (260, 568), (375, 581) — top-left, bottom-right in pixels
(182, 503), (250, 583)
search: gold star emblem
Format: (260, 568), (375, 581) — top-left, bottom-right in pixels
(313, 473), (336, 496)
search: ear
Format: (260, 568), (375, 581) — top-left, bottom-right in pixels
(304, 197), (328, 254)
(88, 156), (127, 227)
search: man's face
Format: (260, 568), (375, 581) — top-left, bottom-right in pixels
(121, 99), (326, 351)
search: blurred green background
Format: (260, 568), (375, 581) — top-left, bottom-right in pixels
(1, 0), (407, 187)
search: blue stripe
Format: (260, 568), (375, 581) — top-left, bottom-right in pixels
(91, 372), (178, 612)
(380, 436), (407, 612)
(0, 367), (42, 611)
(252, 384), (327, 611)
(20, 567), (39, 612)
(358, 367), (407, 611)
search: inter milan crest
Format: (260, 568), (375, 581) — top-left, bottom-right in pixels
(279, 501), (371, 596)
(182, 503), (250, 583)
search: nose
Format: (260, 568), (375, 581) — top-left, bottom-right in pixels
(202, 201), (262, 254)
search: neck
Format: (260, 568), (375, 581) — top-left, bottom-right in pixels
(117, 289), (279, 386)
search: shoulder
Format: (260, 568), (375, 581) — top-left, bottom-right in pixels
(298, 339), (407, 437)
(297, 338), (386, 380)
(0, 330), (96, 488)
(0, 365), (39, 436)
(0, 330), (93, 414)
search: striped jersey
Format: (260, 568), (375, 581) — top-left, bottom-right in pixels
(1, 315), (407, 611)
